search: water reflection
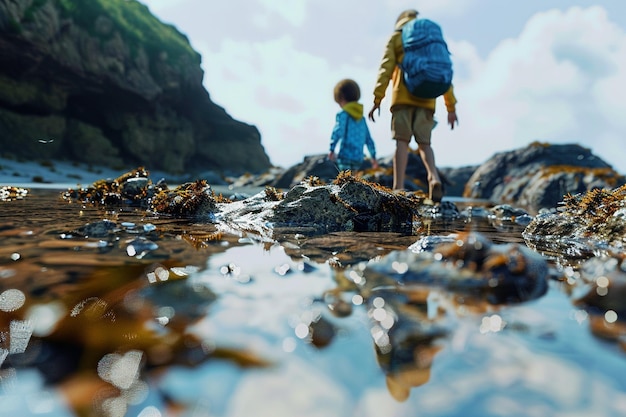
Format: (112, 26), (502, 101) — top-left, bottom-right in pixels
(369, 289), (447, 402)
(1, 189), (626, 417)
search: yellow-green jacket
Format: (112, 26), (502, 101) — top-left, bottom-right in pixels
(372, 28), (457, 113)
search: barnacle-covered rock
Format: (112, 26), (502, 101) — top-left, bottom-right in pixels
(150, 180), (217, 218)
(271, 173), (424, 234)
(61, 167), (164, 207)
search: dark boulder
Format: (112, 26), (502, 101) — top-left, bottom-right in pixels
(272, 155), (342, 189)
(270, 151), (459, 195)
(465, 142), (626, 212)
(439, 165), (477, 197)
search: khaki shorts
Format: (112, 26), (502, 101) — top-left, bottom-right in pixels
(391, 105), (435, 145)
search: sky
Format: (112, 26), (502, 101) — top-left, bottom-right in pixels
(139, 0), (626, 172)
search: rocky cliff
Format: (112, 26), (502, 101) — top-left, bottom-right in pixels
(0, 0), (272, 175)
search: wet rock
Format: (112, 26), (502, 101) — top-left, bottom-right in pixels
(74, 219), (119, 238)
(563, 254), (626, 347)
(269, 152), (455, 197)
(465, 142), (626, 213)
(124, 237), (159, 258)
(489, 204), (529, 220)
(61, 167), (164, 207)
(271, 174), (424, 234)
(362, 231), (549, 305)
(421, 200), (461, 219)
(308, 315), (337, 348)
(439, 165), (477, 197)
(523, 185), (626, 261)
(150, 180), (217, 219)
(270, 154), (348, 189)
(408, 234), (458, 253)
(573, 255), (626, 317)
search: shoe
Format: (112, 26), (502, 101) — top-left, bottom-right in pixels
(429, 181), (443, 203)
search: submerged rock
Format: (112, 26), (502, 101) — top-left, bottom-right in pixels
(346, 230), (550, 401)
(574, 255), (626, 317)
(561, 254), (626, 349)
(360, 231), (549, 305)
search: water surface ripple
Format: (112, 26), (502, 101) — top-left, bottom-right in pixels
(0, 189), (625, 417)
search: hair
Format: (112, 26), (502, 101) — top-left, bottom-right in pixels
(396, 9), (418, 24)
(334, 79), (361, 103)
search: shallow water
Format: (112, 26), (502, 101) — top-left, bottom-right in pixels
(1, 188), (626, 417)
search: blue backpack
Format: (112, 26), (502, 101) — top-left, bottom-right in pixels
(400, 18), (453, 99)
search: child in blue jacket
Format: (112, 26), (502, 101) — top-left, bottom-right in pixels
(328, 79), (379, 172)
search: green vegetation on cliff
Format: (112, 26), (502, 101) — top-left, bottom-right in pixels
(50, 0), (199, 65)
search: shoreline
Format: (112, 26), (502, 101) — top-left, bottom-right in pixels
(0, 157), (242, 191)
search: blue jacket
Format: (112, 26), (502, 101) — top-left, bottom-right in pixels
(330, 102), (377, 163)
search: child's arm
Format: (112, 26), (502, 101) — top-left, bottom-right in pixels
(329, 112), (347, 156)
(364, 124), (378, 168)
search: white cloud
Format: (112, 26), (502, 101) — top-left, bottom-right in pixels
(434, 5), (626, 170)
(410, 0), (475, 18)
(198, 35), (365, 167)
(140, 1), (626, 173)
(257, 0), (308, 27)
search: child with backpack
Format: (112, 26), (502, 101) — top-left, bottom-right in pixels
(368, 9), (458, 203)
(329, 79), (379, 172)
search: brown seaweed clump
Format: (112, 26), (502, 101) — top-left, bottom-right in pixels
(150, 180), (217, 218)
(561, 185), (626, 222)
(523, 184), (626, 261)
(61, 167), (165, 207)
(264, 186), (284, 202)
(0, 185), (28, 201)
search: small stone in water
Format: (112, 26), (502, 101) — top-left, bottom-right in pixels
(126, 238), (158, 258)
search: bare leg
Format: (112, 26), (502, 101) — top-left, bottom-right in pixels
(418, 144), (440, 183)
(418, 143), (442, 202)
(393, 140), (409, 190)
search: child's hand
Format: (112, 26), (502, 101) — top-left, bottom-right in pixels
(371, 159), (379, 169)
(328, 152), (336, 161)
